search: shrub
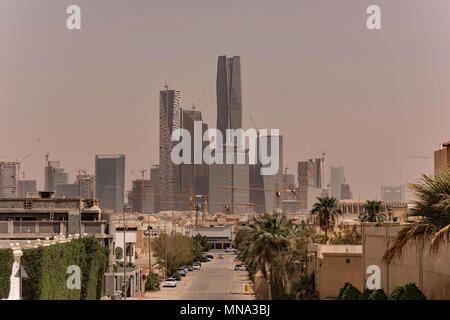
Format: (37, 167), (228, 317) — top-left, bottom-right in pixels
(0, 248), (14, 299)
(368, 288), (387, 300)
(359, 288), (374, 300)
(145, 273), (162, 291)
(339, 283), (361, 300)
(337, 282), (351, 300)
(388, 286), (405, 300)
(279, 292), (296, 300)
(21, 237), (108, 300)
(401, 283), (426, 300)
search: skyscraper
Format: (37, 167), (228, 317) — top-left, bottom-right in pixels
(95, 154), (125, 213)
(330, 166), (345, 200)
(44, 161), (68, 192)
(216, 55), (242, 139)
(340, 183), (352, 200)
(298, 159), (322, 188)
(17, 180), (37, 198)
(0, 162), (17, 198)
(159, 89), (182, 211)
(129, 179), (154, 213)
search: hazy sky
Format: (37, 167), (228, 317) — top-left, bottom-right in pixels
(1, 0), (449, 200)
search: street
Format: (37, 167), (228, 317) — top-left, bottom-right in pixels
(144, 250), (255, 300)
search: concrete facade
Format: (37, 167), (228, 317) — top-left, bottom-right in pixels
(434, 141), (449, 172)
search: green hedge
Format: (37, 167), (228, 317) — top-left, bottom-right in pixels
(401, 283), (426, 300)
(338, 283), (361, 300)
(0, 248), (14, 299)
(359, 289), (374, 300)
(388, 286), (405, 300)
(21, 237), (108, 300)
(368, 289), (387, 300)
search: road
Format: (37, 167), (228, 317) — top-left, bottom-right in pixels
(144, 249), (255, 300)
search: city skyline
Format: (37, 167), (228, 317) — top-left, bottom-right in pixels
(1, 1), (449, 200)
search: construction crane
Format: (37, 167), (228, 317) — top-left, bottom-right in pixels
(312, 144), (327, 196)
(15, 153), (32, 197)
(37, 139), (50, 166)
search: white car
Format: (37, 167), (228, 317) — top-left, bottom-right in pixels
(193, 263), (201, 270)
(218, 253), (224, 259)
(163, 278), (177, 287)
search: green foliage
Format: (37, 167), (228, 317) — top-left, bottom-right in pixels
(151, 233), (195, 275)
(359, 200), (386, 226)
(310, 195), (342, 239)
(0, 248), (14, 299)
(368, 288), (387, 300)
(279, 292), (296, 300)
(401, 283), (426, 300)
(191, 234), (209, 262)
(115, 247), (123, 260)
(388, 286), (405, 300)
(293, 273), (317, 300)
(337, 282), (351, 300)
(338, 283), (361, 300)
(21, 237), (108, 300)
(145, 273), (162, 291)
(359, 288), (374, 300)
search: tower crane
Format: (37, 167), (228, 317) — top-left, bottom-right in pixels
(37, 139), (50, 166)
(15, 153), (32, 197)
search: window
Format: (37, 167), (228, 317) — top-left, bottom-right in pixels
(346, 259), (350, 264)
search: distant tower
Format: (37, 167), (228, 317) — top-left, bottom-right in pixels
(330, 167), (345, 200)
(95, 155), (125, 213)
(44, 161), (68, 192)
(216, 55), (242, 139)
(159, 89), (182, 211)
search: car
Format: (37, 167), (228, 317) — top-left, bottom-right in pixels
(193, 263), (201, 270)
(177, 268), (187, 276)
(186, 265), (194, 271)
(163, 278), (177, 287)
(218, 253), (224, 259)
(195, 261), (202, 266)
(201, 257), (209, 262)
(205, 254), (214, 260)
(180, 266), (190, 273)
(172, 273), (182, 281)
(234, 264), (243, 271)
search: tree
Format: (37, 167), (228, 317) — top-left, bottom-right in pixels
(310, 196), (342, 239)
(383, 169), (450, 263)
(151, 233), (195, 275)
(359, 200), (386, 226)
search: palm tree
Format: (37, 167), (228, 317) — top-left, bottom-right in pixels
(359, 200), (386, 226)
(383, 169), (450, 263)
(310, 196), (342, 239)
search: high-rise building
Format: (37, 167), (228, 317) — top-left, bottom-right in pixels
(44, 161), (68, 192)
(381, 185), (405, 202)
(434, 141), (450, 173)
(340, 183), (353, 200)
(95, 154), (125, 213)
(150, 165), (161, 213)
(17, 180), (37, 198)
(298, 159), (322, 188)
(330, 166), (345, 200)
(159, 89), (182, 211)
(216, 55), (242, 140)
(179, 109), (209, 210)
(128, 179), (154, 213)
(56, 175), (94, 199)
(0, 162), (17, 198)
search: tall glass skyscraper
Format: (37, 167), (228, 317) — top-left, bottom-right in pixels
(216, 55), (242, 139)
(95, 154), (125, 213)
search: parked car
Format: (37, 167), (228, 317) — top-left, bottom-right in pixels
(201, 257), (209, 262)
(172, 273), (182, 281)
(193, 263), (201, 270)
(180, 266), (190, 273)
(177, 268), (187, 276)
(195, 261), (202, 266)
(186, 265), (194, 271)
(205, 254), (214, 260)
(163, 278), (177, 287)
(234, 264), (243, 271)
(218, 253), (224, 259)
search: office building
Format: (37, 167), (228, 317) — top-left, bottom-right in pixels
(159, 89), (182, 211)
(298, 158), (322, 189)
(95, 154), (125, 213)
(340, 183), (352, 200)
(150, 165), (160, 213)
(0, 162), (17, 198)
(381, 185), (405, 202)
(17, 180), (37, 198)
(44, 161), (68, 192)
(128, 179), (154, 213)
(434, 141), (450, 172)
(216, 55), (242, 139)
(56, 176), (94, 199)
(330, 166), (345, 200)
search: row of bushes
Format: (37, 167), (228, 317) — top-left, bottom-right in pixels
(338, 282), (426, 300)
(0, 248), (14, 299)
(21, 237), (109, 300)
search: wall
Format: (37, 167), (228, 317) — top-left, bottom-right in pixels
(362, 224), (450, 299)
